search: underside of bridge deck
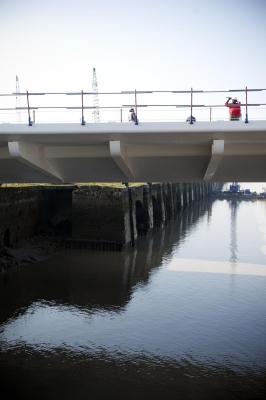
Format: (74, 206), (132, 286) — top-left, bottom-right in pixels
(0, 121), (266, 183)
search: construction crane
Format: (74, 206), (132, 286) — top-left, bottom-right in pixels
(15, 75), (21, 123)
(92, 68), (100, 123)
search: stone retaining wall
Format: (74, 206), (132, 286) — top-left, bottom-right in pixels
(0, 182), (219, 253)
(72, 186), (131, 244)
(0, 187), (73, 248)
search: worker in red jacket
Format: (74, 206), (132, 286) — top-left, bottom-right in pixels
(225, 97), (241, 121)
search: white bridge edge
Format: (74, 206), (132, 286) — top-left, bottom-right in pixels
(203, 140), (224, 182)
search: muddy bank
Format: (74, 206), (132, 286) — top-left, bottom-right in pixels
(0, 234), (65, 271)
(0, 186), (73, 247)
(0, 186), (73, 271)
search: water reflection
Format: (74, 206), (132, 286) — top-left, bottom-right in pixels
(1, 198), (266, 400)
(229, 200), (238, 263)
(167, 258), (266, 275)
(0, 199), (212, 322)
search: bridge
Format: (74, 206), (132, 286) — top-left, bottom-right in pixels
(0, 88), (266, 183)
(1, 121), (266, 183)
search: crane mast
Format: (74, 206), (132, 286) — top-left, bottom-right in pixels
(15, 75), (21, 123)
(92, 68), (100, 123)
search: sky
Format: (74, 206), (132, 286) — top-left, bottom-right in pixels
(0, 0), (266, 122)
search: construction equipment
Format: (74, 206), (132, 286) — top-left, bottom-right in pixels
(230, 182), (240, 192)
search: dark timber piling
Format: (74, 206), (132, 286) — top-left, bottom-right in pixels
(165, 183), (175, 220)
(131, 185), (153, 236)
(182, 183), (189, 209)
(176, 183), (183, 214)
(188, 183), (194, 206)
(150, 184), (166, 228)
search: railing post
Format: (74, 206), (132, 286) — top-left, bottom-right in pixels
(210, 107), (212, 121)
(120, 108), (122, 123)
(245, 86), (248, 123)
(26, 90), (32, 126)
(135, 89), (139, 125)
(81, 90), (86, 125)
(190, 87), (193, 124)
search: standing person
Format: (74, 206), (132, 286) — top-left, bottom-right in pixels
(128, 108), (136, 123)
(225, 97), (241, 121)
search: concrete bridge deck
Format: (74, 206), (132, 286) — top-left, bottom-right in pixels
(1, 121), (266, 183)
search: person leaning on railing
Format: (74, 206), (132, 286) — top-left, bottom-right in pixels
(225, 97), (241, 121)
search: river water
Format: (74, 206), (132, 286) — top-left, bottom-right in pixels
(1, 196), (266, 399)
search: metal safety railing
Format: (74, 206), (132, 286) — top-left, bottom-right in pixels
(0, 87), (265, 126)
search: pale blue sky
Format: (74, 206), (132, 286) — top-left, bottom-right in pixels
(0, 0), (265, 121)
